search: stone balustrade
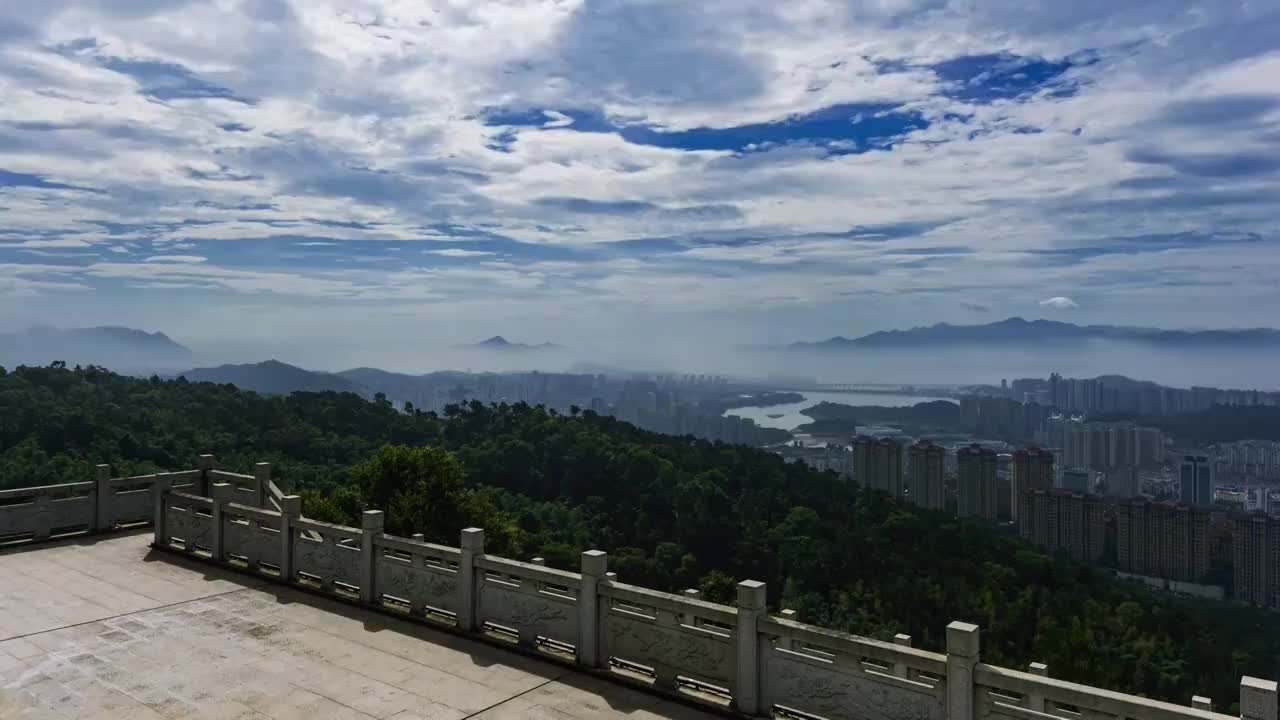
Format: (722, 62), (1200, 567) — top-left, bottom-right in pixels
(3, 461), (1277, 720)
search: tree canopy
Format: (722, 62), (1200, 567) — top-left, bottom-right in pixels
(0, 363), (1275, 711)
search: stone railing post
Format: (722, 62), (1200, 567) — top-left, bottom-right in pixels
(458, 528), (484, 632)
(683, 589), (701, 627)
(360, 510), (384, 604)
(578, 550), (607, 669)
(208, 485), (228, 562)
(32, 493), (52, 541)
(254, 462), (271, 509)
(734, 580), (766, 716)
(197, 454), (214, 496)
(1241, 677), (1278, 720)
(779, 608), (799, 651)
(1027, 662), (1048, 712)
(151, 476), (174, 548)
(946, 622), (980, 720)
(1191, 696), (1212, 711)
(894, 634), (913, 679)
(94, 464), (112, 532)
(278, 495), (301, 582)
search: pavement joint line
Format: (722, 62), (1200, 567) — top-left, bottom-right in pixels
(0, 587), (255, 644)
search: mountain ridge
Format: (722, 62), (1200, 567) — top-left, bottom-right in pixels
(465, 336), (565, 352)
(0, 325), (193, 369)
(787, 317), (1280, 350)
(179, 359), (362, 395)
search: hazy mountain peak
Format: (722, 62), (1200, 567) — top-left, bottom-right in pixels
(788, 317), (1280, 350)
(0, 325), (192, 371)
(465, 336), (564, 352)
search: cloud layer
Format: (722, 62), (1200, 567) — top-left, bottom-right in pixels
(1, 0), (1278, 359)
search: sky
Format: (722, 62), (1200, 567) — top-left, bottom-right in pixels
(1, 0), (1279, 368)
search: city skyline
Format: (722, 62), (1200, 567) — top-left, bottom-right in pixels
(2, 1), (1280, 356)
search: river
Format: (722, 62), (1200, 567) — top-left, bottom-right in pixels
(723, 391), (953, 430)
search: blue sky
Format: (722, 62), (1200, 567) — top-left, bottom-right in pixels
(1, 0), (1279, 366)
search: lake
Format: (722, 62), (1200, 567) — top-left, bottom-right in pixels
(724, 391), (953, 430)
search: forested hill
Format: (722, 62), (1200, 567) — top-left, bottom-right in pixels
(1, 363), (1276, 710)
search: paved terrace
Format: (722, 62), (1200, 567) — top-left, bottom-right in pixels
(0, 532), (716, 719)
(1, 459), (1278, 720)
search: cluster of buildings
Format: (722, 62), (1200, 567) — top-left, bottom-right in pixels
(1001, 373), (1280, 417)
(851, 436), (1280, 610)
(1213, 440), (1280, 482)
(363, 370), (788, 446)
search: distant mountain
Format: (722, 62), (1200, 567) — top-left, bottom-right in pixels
(465, 336), (565, 352)
(787, 317), (1280, 350)
(0, 326), (193, 370)
(180, 360), (361, 395)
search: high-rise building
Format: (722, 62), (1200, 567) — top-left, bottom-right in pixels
(853, 437), (903, 497)
(1232, 512), (1279, 609)
(1060, 468), (1091, 494)
(1104, 466), (1139, 498)
(1011, 447), (1054, 524)
(957, 444), (998, 521)
(1116, 498), (1211, 582)
(1180, 455), (1213, 507)
(908, 441), (946, 511)
(1019, 489), (1106, 563)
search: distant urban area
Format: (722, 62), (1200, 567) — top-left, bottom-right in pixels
(313, 364), (1280, 611)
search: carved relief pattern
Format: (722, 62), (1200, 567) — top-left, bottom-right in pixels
(295, 538), (358, 582)
(379, 559), (458, 612)
(111, 491), (152, 523)
(762, 653), (943, 720)
(167, 508), (212, 548)
(0, 498), (86, 534)
(480, 584), (577, 645)
(225, 520), (281, 565)
(607, 616), (731, 682)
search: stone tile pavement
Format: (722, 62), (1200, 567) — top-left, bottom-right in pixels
(0, 532), (719, 720)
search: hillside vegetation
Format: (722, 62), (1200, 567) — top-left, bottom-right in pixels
(0, 363), (1275, 710)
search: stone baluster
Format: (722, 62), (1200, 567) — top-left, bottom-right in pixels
(578, 550), (607, 669)
(458, 528), (484, 632)
(1241, 677), (1278, 720)
(151, 476), (174, 548)
(946, 622), (980, 720)
(682, 589), (700, 627)
(1027, 662), (1048, 712)
(208, 484), (228, 562)
(1191, 696), (1212, 711)
(254, 462), (271, 509)
(893, 634), (912, 679)
(94, 464), (112, 532)
(779, 608), (798, 651)
(733, 580), (766, 716)
(278, 495), (301, 582)
(197, 454), (215, 496)
(360, 510), (384, 604)
(31, 492), (52, 541)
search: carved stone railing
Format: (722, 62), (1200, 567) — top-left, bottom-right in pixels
(145, 470), (1279, 720)
(0, 466), (198, 546)
(3, 460), (1273, 720)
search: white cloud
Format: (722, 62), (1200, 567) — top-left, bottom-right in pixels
(0, 0), (1277, 346)
(1039, 296), (1079, 309)
(144, 255), (207, 263)
(424, 248), (496, 257)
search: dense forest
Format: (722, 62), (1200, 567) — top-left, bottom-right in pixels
(1, 363), (1276, 711)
